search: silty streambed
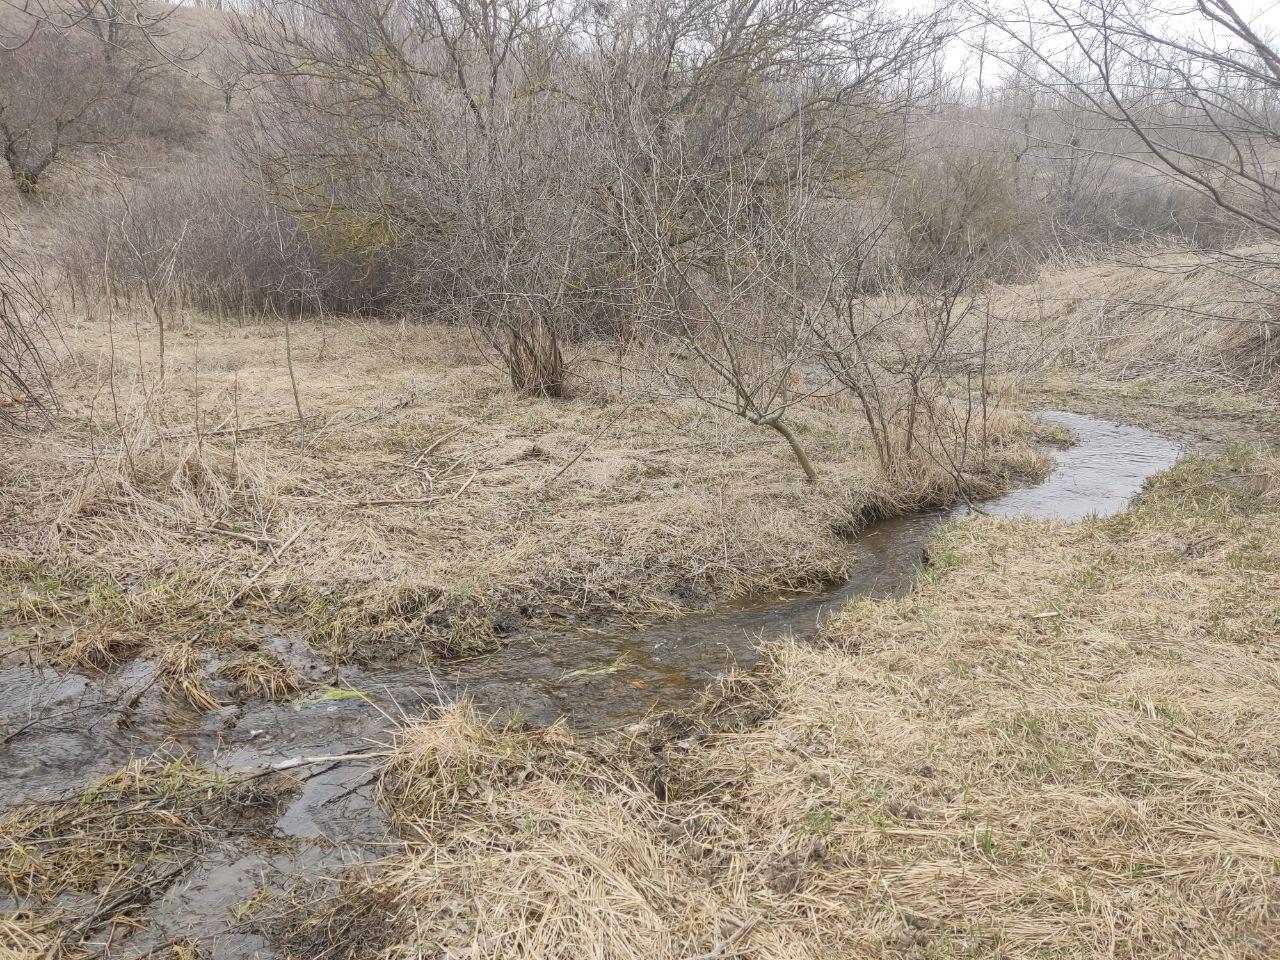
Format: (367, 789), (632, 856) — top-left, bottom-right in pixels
(0, 411), (1183, 957)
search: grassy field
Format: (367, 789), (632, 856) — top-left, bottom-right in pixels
(0, 312), (1048, 669)
(3, 290), (1279, 957)
(264, 442), (1280, 960)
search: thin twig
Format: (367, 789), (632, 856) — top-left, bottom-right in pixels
(692, 915), (759, 960)
(223, 521), (311, 610)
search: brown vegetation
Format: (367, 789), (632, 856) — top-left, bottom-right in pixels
(0, 755), (294, 954)
(282, 449), (1280, 960)
(994, 247), (1280, 386)
(2, 0), (1280, 956)
(0, 311), (1050, 666)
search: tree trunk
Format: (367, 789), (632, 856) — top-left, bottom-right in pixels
(506, 316), (566, 398)
(764, 417), (818, 483)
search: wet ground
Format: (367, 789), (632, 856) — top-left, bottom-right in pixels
(0, 411), (1183, 957)
(442, 411), (1184, 730)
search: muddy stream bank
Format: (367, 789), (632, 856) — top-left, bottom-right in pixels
(0, 411), (1183, 957)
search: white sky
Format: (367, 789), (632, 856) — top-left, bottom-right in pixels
(885, 0), (1280, 88)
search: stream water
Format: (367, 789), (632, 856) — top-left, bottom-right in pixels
(0, 411), (1184, 956)
(441, 410), (1185, 730)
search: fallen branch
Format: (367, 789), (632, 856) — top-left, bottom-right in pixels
(348, 496), (441, 508)
(223, 521), (311, 610)
(198, 524), (279, 551)
(226, 749), (386, 783)
(413, 425), (466, 467)
(541, 400), (637, 491)
(693, 915), (758, 960)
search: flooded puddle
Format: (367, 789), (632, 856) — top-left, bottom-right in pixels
(0, 411), (1183, 956)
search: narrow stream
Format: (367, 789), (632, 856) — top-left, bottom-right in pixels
(0, 411), (1184, 798)
(440, 411), (1184, 730)
(0, 411), (1184, 956)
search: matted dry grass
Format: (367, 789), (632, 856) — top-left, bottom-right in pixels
(0, 311), (1047, 664)
(992, 246), (1280, 387)
(294, 449), (1280, 959)
(0, 754), (292, 957)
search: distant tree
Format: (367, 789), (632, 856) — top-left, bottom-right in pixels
(982, 0), (1280, 241)
(0, 0), (191, 195)
(236, 0), (947, 398)
(0, 225), (56, 424)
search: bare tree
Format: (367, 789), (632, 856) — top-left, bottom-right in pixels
(979, 0), (1280, 243)
(818, 258), (997, 483)
(0, 225), (56, 424)
(0, 0), (192, 195)
(617, 155), (848, 481)
(583, 0), (945, 477)
(234, 0), (600, 395)
(233, 0), (947, 398)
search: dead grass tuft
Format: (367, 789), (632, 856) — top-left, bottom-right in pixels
(381, 703), (571, 824)
(217, 650), (308, 700)
(305, 583), (497, 663)
(264, 871), (409, 960)
(155, 641), (222, 711)
(0, 918), (54, 960)
(0, 560), (227, 669)
(1238, 451), (1280, 501)
(334, 704), (740, 960)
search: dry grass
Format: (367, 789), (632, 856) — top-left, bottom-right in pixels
(286, 448), (1280, 959)
(0, 311), (1048, 665)
(217, 650), (309, 700)
(0, 920), (55, 960)
(156, 640), (223, 710)
(993, 246), (1280, 387)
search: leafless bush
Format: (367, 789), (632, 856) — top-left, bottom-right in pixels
(232, 0), (948, 398)
(0, 239), (56, 424)
(891, 92), (1244, 278)
(0, 0), (202, 196)
(977, 0), (1280, 257)
(57, 155), (397, 318)
(892, 152), (1026, 280)
(819, 260), (1000, 485)
(615, 153), (887, 481)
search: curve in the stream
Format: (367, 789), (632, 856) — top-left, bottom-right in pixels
(0, 412), (1184, 807)
(0, 411), (1184, 958)
(434, 410), (1183, 731)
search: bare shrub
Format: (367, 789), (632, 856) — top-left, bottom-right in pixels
(619, 169), (862, 482)
(983, 0), (1280, 242)
(233, 0), (948, 398)
(0, 0), (202, 196)
(819, 260), (1002, 487)
(972, 0), (1280, 365)
(893, 153), (1027, 280)
(57, 154), (397, 319)
(0, 237), (56, 424)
